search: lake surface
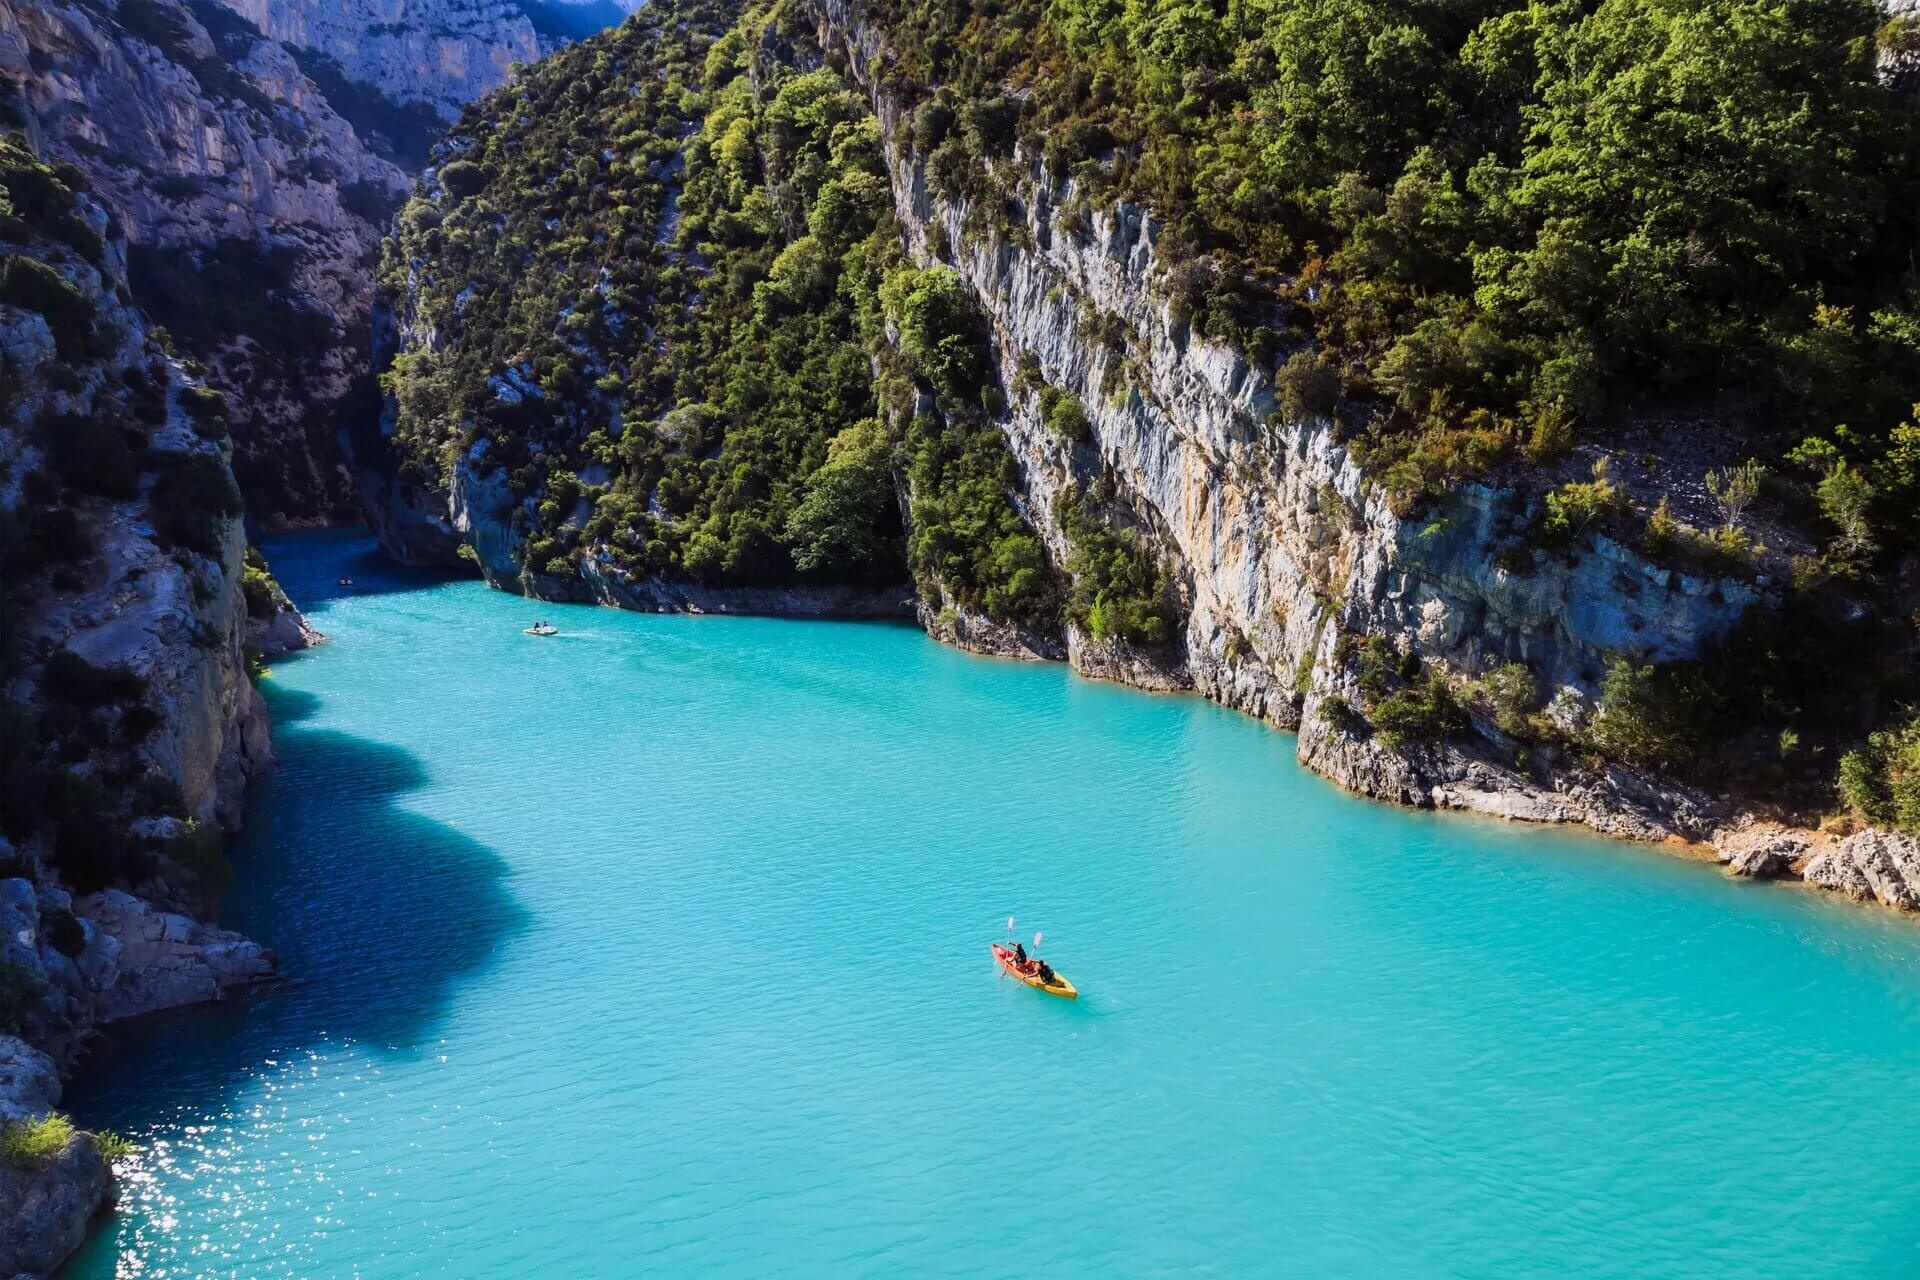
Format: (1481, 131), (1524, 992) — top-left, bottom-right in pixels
(67, 528), (1920, 1277)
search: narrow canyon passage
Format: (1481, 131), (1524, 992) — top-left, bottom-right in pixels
(65, 530), (1920, 1278)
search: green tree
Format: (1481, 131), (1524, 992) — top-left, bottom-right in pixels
(880, 266), (986, 400)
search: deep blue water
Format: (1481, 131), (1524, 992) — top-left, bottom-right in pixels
(65, 527), (1920, 1277)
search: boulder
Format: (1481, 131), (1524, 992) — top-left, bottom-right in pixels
(1802, 829), (1920, 910)
(1713, 826), (1808, 880)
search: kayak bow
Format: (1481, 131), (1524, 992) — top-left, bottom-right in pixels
(991, 943), (1078, 999)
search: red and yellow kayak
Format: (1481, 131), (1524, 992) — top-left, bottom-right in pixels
(991, 943), (1078, 999)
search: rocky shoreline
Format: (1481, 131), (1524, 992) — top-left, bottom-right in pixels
(931, 597), (1920, 913)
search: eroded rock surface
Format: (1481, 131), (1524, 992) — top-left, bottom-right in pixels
(1802, 829), (1920, 911)
(1, 0), (407, 522)
(818, 0), (1758, 842)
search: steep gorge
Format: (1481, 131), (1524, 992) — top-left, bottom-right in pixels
(362, 0), (1920, 910)
(0, 0), (632, 527)
(2, 0), (410, 523)
(816, 0), (1761, 838)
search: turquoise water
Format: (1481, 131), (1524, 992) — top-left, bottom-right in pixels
(65, 528), (1920, 1277)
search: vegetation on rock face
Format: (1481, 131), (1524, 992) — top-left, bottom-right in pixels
(1055, 484), (1177, 645)
(857, 0), (1920, 810)
(375, 0), (1920, 824)
(0, 132), (101, 263)
(0, 1113), (75, 1169)
(868, 0), (1920, 511)
(1591, 655), (1701, 767)
(384, 0), (905, 589)
(1838, 716), (1920, 831)
(1336, 634), (1466, 746)
(87, 1129), (139, 1162)
(380, 0), (1066, 616)
(1, 120), (244, 897)
(0, 961), (47, 1036)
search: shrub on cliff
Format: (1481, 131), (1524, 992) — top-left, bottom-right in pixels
(1277, 351), (1340, 424)
(148, 451), (242, 556)
(0, 961), (46, 1036)
(1482, 662), (1540, 739)
(241, 547), (281, 619)
(0, 256), (95, 362)
(905, 412), (1063, 627)
(1038, 386), (1092, 445)
(437, 160), (491, 201)
(881, 265), (988, 401)
(0, 132), (101, 262)
(784, 421), (904, 583)
(89, 1130), (138, 1162)
(1537, 459), (1621, 547)
(1056, 486), (1178, 646)
(1354, 635), (1416, 701)
(4, 500), (93, 574)
(0, 1113), (75, 1170)
(1837, 717), (1920, 831)
(1591, 655), (1701, 767)
(43, 651), (146, 708)
(44, 411), (139, 501)
(48, 778), (136, 895)
(1370, 672), (1467, 747)
(1318, 696), (1366, 735)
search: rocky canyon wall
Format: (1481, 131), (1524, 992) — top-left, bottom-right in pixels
(0, 114), (307, 1277)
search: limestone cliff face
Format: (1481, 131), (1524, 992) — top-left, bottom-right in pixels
(2, 0), (641, 525)
(0, 0), (409, 524)
(361, 2), (1917, 913)
(209, 0), (541, 121)
(0, 120), (294, 1026)
(0, 117), (299, 1275)
(203, 0), (643, 121)
(814, 0), (1765, 841)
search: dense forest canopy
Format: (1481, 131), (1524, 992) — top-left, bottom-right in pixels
(875, 0), (1920, 507)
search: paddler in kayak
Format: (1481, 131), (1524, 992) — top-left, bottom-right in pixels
(1011, 940), (1056, 984)
(993, 923), (1078, 998)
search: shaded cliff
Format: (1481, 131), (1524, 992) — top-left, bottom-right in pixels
(0, 115), (305, 1277)
(0, 0), (412, 524)
(1, 0), (641, 527)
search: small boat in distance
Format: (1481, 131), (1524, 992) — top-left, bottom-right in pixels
(992, 941), (1077, 1000)
(337, 577), (353, 587)
(524, 622), (559, 637)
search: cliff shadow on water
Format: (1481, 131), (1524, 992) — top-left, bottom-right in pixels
(257, 523), (473, 611)
(63, 564), (529, 1129)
